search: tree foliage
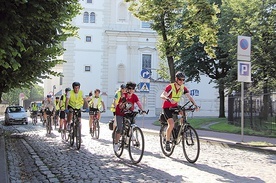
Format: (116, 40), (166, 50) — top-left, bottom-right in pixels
(176, 0), (275, 117)
(2, 84), (44, 105)
(125, 0), (219, 82)
(0, 0), (82, 102)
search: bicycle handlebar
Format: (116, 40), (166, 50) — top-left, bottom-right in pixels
(169, 101), (200, 113)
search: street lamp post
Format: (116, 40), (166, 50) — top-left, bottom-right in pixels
(53, 85), (56, 96)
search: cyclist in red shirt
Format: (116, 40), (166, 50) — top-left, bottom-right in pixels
(113, 81), (145, 151)
(160, 71), (199, 151)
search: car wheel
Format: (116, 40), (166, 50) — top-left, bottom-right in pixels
(26, 122), (28, 125)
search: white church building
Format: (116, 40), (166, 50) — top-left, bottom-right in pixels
(44, 0), (220, 117)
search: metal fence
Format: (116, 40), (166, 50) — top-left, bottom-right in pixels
(228, 92), (276, 136)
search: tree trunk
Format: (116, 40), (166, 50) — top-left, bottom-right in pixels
(167, 56), (175, 83)
(218, 83), (226, 118)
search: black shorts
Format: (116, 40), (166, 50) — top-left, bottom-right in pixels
(68, 105), (81, 118)
(55, 110), (60, 116)
(163, 108), (178, 121)
(59, 111), (66, 119)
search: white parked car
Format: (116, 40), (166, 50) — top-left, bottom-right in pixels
(4, 106), (28, 125)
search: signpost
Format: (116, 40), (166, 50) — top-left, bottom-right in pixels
(237, 36), (251, 142)
(140, 69), (151, 127)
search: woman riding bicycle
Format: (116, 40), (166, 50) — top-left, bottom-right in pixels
(88, 89), (106, 134)
(160, 71), (199, 152)
(113, 81), (145, 151)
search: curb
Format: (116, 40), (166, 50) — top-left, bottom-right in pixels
(141, 128), (276, 155)
(0, 127), (10, 183)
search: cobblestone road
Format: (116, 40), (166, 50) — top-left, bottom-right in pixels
(2, 118), (276, 183)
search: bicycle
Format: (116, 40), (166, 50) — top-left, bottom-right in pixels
(112, 109), (149, 164)
(89, 109), (104, 139)
(53, 111), (59, 130)
(45, 108), (53, 134)
(159, 101), (200, 163)
(31, 111), (38, 125)
(68, 108), (82, 150)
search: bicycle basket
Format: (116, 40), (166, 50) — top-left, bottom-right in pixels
(159, 113), (167, 125)
(109, 119), (114, 131)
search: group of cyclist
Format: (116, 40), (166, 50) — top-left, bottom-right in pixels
(30, 71), (199, 154)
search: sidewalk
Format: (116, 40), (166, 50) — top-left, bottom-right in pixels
(100, 116), (276, 154)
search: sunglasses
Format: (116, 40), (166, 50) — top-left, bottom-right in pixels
(178, 78), (185, 81)
(127, 87), (134, 90)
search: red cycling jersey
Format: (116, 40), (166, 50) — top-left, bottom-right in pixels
(115, 93), (139, 116)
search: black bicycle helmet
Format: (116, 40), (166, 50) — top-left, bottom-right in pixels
(72, 82), (80, 88)
(46, 94), (51, 98)
(120, 84), (126, 89)
(65, 87), (71, 92)
(175, 71), (185, 79)
(126, 81), (136, 89)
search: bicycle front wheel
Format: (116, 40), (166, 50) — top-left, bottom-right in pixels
(46, 117), (51, 134)
(69, 125), (74, 146)
(75, 124), (81, 150)
(94, 120), (100, 139)
(182, 125), (200, 163)
(128, 126), (144, 164)
(160, 125), (175, 157)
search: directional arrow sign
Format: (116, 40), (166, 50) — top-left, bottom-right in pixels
(140, 69), (151, 79)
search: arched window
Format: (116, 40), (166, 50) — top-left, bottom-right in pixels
(117, 64), (125, 83)
(83, 12), (89, 23)
(90, 12), (95, 23)
(117, 3), (127, 22)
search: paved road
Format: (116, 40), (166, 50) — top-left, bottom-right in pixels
(2, 117), (276, 183)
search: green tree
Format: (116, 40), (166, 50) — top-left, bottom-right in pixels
(0, 0), (82, 102)
(2, 84), (44, 105)
(126, 0), (219, 82)
(176, 0), (235, 118)
(225, 0), (276, 119)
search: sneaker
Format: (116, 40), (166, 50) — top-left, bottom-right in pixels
(165, 141), (171, 151)
(114, 143), (119, 152)
(90, 128), (92, 134)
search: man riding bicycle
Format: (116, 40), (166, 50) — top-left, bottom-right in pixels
(160, 71), (199, 152)
(31, 102), (39, 120)
(89, 89), (106, 134)
(43, 95), (56, 127)
(65, 82), (88, 125)
(114, 81), (145, 151)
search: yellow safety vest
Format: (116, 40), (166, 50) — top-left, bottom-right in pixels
(170, 83), (184, 102)
(60, 94), (66, 110)
(68, 90), (84, 109)
(89, 96), (102, 109)
(32, 104), (38, 111)
(110, 90), (121, 112)
(55, 100), (60, 110)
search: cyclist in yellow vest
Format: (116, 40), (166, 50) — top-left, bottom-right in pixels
(65, 82), (88, 125)
(110, 84), (127, 130)
(58, 88), (71, 132)
(31, 102), (38, 118)
(89, 89), (106, 134)
(54, 97), (60, 128)
(160, 71), (199, 151)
